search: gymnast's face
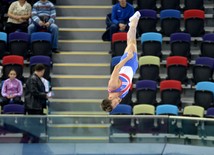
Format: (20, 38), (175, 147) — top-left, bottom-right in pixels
(109, 97), (121, 109)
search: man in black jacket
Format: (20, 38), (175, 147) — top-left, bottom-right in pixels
(25, 64), (52, 114)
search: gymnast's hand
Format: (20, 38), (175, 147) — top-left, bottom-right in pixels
(127, 52), (134, 59)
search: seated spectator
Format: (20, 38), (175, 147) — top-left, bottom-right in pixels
(5, 0), (31, 34)
(109, 0), (134, 40)
(28, 0), (59, 53)
(1, 69), (23, 107)
(25, 64), (52, 115)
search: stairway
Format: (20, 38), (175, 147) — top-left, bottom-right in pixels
(48, 0), (214, 143)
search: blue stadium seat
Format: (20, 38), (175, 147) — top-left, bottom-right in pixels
(160, 9), (181, 36)
(0, 32), (7, 59)
(141, 32), (162, 58)
(31, 32), (52, 56)
(156, 104), (178, 115)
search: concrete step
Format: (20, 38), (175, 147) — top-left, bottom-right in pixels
(56, 0), (112, 5)
(53, 63), (110, 75)
(59, 28), (105, 40)
(47, 124), (109, 136)
(51, 75), (109, 87)
(49, 99), (103, 112)
(52, 51), (111, 63)
(55, 6), (112, 17)
(52, 87), (108, 99)
(58, 40), (110, 51)
(56, 17), (106, 28)
(51, 86), (195, 100)
(48, 136), (108, 143)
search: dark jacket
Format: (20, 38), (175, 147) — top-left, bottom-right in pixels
(25, 73), (46, 110)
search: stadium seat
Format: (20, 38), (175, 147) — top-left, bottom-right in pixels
(138, 56), (160, 82)
(133, 104), (156, 134)
(133, 104), (155, 115)
(110, 104), (132, 115)
(206, 107), (214, 118)
(193, 57), (214, 84)
(194, 82), (214, 110)
(183, 105), (204, 118)
(111, 56), (121, 73)
(184, 10), (205, 37)
(31, 32), (52, 56)
(30, 56), (51, 81)
(182, 106), (204, 136)
(110, 104), (133, 135)
(111, 32), (127, 57)
(3, 104), (25, 114)
(184, 0), (204, 10)
(170, 33), (191, 60)
(156, 104), (178, 115)
(204, 107), (214, 137)
(166, 56), (188, 83)
(201, 34), (214, 58)
(137, 0), (156, 10)
(160, 0), (180, 10)
(136, 80), (157, 106)
(9, 32), (29, 57)
(2, 55), (24, 81)
(141, 32), (162, 58)
(160, 9), (181, 36)
(0, 32), (7, 59)
(160, 80), (182, 108)
(137, 9), (157, 36)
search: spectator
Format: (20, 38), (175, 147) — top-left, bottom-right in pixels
(25, 63), (52, 115)
(28, 0), (59, 53)
(5, 0), (31, 34)
(110, 0), (134, 40)
(1, 69), (23, 107)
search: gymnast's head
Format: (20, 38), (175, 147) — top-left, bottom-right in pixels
(100, 97), (121, 112)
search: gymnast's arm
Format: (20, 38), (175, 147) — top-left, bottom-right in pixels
(108, 52), (134, 89)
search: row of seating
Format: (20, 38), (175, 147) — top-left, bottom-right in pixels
(113, 0), (204, 10)
(135, 80), (214, 110)
(111, 104), (214, 118)
(138, 9), (205, 36)
(0, 32), (52, 59)
(1, 55), (51, 82)
(112, 32), (213, 59)
(112, 56), (214, 84)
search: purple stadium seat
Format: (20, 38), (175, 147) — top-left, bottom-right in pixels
(3, 104), (25, 114)
(138, 9), (157, 35)
(193, 57), (214, 84)
(201, 34), (214, 58)
(136, 80), (157, 106)
(8, 32), (29, 57)
(206, 107), (214, 117)
(30, 55), (51, 81)
(170, 33), (191, 59)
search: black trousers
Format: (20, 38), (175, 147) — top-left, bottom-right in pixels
(5, 22), (28, 34)
(2, 96), (21, 107)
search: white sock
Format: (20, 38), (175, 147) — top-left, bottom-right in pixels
(128, 11), (141, 26)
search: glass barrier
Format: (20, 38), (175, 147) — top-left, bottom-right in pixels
(168, 116), (214, 147)
(0, 115), (46, 143)
(0, 115), (214, 154)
